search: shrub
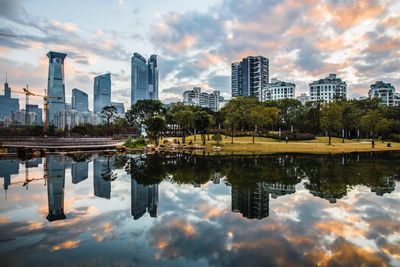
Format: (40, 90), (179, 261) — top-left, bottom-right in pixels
(124, 136), (146, 149)
(389, 134), (400, 142)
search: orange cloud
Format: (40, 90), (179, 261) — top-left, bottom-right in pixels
(51, 240), (80, 251)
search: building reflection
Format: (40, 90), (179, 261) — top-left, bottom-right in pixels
(0, 159), (19, 196)
(371, 177), (396, 196)
(232, 183), (270, 220)
(131, 178), (158, 220)
(93, 157), (113, 199)
(72, 161), (89, 184)
(46, 156), (66, 222)
(25, 158), (42, 168)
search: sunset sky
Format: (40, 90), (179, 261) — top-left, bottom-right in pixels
(0, 0), (399, 110)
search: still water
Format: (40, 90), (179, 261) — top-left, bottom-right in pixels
(0, 152), (399, 267)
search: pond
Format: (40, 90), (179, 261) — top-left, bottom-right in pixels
(0, 152), (399, 267)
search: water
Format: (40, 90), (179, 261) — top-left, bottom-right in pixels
(0, 152), (399, 267)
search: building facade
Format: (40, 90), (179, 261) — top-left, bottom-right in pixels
(111, 102), (125, 115)
(26, 104), (43, 125)
(93, 73), (111, 113)
(47, 51), (67, 127)
(72, 88), (89, 112)
(368, 81), (396, 107)
(131, 53), (159, 105)
(182, 87), (224, 112)
(296, 93), (310, 105)
(231, 56), (269, 100)
(0, 77), (19, 122)
(262, 78), (295, 101)
(309, 74), (347, 102)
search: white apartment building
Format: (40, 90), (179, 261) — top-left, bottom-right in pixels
(262, 78), (295, 101)
(309, 74), (347, 102)
(182, 87), (224, 112)
(296, 93), (310, 105)
(368, 81), (396, 107)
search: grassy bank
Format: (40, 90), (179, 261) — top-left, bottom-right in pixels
(162, 135), (400, 154)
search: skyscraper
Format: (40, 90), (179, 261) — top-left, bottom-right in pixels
(46, 156), (66, 221)
(0, 75), (20, 122)
(131, 178), (158, 220)
(111, 102), (125, 114)
(131, 53), (159, 105)
(72, 88), (89, 112)
(93, 73), (111, 113)
(231, 56), (269, 100)
(47, 51), (67, 126)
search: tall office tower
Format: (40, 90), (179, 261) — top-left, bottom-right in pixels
(148, 55), (159, 100)
(0, 159), (19, 194)
(72, 88), (89, 112)
(47, 51), (67, 126)
(231, 182), (270, 220)
(131, 53), (159, 105)
(46, 156), (67, 221)
(0, 75), (20, 121)
(93, 73), (111, 113)
(26, 104), (43, 125)
(71, 161), (89, 184)
(231, 56), (269, 100)
(309, 74), (347, 102)
(368, 81), (396, 107)
(231, 62), (240, 97)
(111, 102), (125, 114)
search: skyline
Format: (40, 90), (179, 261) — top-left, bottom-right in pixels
(1, 0), (400, 110)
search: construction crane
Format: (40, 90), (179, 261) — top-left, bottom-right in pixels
(11, 86), (62, 130)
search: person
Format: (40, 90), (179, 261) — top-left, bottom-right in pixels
(387, 143), (391, 148)
(371, 139), (375, 148)
(285, 136), (288, 143)
(189, 140), (193, 145)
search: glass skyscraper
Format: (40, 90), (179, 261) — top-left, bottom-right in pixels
(0, 77), (20, 122)
(47, 51), (67, 127)
(111, 102), (125, 114)
(131, 53), (159, 105)
(72, 88), (89, 112)
(93, 73), (111, 113)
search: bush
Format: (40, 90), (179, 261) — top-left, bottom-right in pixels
(266, 131), (315, 141)
(124, 136), (146, 149)
(389, 134), (400, 142)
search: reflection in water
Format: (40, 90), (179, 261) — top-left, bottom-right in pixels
(131, 179), (158, 220)
(46, 156), (66, 221)
(1, 152), (400, 266)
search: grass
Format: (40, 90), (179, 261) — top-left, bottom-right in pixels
(162, 135), (400, 154)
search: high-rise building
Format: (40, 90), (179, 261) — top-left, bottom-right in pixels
(93, 73), (111, 113)
(0, 159), (19, 193)
(148, 55), (159, 100)
(111, 102), (125, 114)
(72, 88), (89, 112)
(182, 87), (224, 112)
(309, 74), (347, 102)
(231, 56), (269, 100)
(0, 75), (20, 122)
(368, 81), (396, 107)
(93, 157), (112, 199)
(26, 104), (43, 125)
(131, 53), (159, 105)
(262, 78), (296, 101)
(71, 161), (88, 184)
(47, 51), (67, 127)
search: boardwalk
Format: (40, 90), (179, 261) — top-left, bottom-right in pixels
(0, 137), (124, 151)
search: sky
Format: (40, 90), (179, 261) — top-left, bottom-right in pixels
(0, 0), (400, 110)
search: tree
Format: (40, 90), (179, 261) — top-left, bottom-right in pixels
(359, 110), (384, 142)
(248, 105), (279, 143)
(172, 108), (193, 144)
(212, 133), (222, 145)
(193, 111), (213, 145)
(340, 100), (362, 142)
(321, 102), (343, 145)
(101, 106), (118, 127)
(144, 116), (165, 146)
(125, 100), (165, 129)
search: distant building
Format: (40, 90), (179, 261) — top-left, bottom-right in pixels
(93, 73), (111, 113)
(111, 102), (125, 115)
(309, 74), (347, 102)
(26, 104), (43, 125)
(13, 109), (36, 125)
(262, 78), (295, 101)
(0, 76), (20, 122)
(47, 51), (67, 127)
(131, 53), (159, 105)
(71, 161), (88, 184)
(368, 81), (396, 107)
(0, 159), (19, 193)
(296, 93), (310, 105)
(72, 88), (89, 112)
(93, 157), (113, 199)
(182, 87), (224, 112)
(395, 93), (400, 107)
(231, 56), (269, 100)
